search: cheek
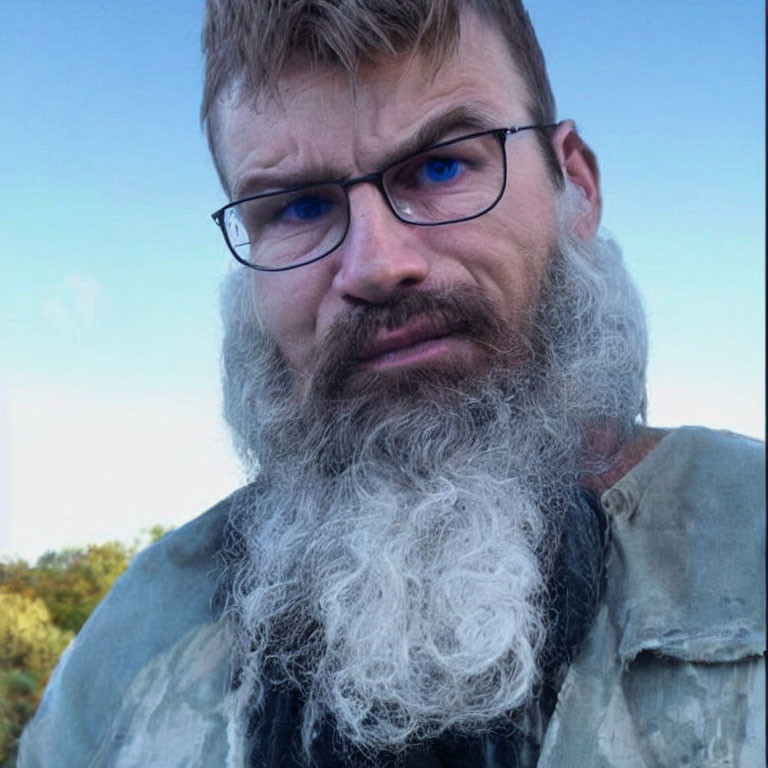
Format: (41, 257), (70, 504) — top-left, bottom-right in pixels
(251, 274), (318, 371)
(426, 195), (558, 324)
(250, 257), (338, 373)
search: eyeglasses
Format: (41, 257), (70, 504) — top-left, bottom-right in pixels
(211, 124), (555, 272)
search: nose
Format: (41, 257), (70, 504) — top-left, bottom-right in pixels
(331, 183), (430, 304)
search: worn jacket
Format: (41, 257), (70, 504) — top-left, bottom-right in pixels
(18, 427), (766, 767)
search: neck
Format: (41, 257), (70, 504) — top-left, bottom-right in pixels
(580, 425), (668, 495)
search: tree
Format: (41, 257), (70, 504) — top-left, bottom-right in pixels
(0, 528), (173, 764)
(0, 593), (72, 762)
(32, 542), (134, 633)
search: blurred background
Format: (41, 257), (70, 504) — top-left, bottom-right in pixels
(1, 0), (764, 562)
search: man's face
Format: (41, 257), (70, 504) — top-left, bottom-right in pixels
(215, 12), (583, 392)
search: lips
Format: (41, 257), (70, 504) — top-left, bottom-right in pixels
(356, 316), (458, 364)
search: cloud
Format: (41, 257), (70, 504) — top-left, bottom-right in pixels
(41, 273), (101, 332)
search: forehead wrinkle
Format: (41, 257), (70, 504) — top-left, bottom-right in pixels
(231, 100), (506, 200)
(222, 22), (526, 201)
(349, 65), (521, 169)
(229, 104), (355, 199)
(222, 67), (358, 198)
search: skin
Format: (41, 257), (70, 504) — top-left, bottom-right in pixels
(214, 11), (601, 385)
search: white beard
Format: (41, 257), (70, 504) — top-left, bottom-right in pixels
(218, 183), (648, 757)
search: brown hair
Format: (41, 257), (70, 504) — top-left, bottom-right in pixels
(202, 0), (560, 186)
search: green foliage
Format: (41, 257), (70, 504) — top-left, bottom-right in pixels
(0, 593), (73, 670)
(143, 524), (174, 545)
(0, 593), (73, 762)
(0, 528), (173, 763)
(2, 542), (133, 634)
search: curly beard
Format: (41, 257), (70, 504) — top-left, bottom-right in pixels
(217, 184), (648, 759)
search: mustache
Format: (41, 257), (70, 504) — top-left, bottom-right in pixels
(303, 286), (512, 400)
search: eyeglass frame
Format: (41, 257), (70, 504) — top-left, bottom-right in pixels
(211, 123), (557, 272)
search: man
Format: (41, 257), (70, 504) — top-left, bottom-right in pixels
(19, 1), (764, 766)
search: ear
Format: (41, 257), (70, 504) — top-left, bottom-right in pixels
(551, 120), (602, 239)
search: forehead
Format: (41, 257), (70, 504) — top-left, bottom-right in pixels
(214, 12), (532, 197)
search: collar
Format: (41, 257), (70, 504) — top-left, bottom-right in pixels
(599, 426), (765, 665)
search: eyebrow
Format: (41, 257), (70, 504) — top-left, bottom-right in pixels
(232, 163), (346, 201)
(231, 102), (500, 201)
(376, 103), (499, 170)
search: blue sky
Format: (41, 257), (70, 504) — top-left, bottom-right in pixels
(0, 1), (764, 560)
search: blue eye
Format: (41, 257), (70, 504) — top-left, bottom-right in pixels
(422, 156), (461, 184)
(280, 195), (334, 221)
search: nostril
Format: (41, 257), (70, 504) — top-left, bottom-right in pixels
(342, 294), (371, 308)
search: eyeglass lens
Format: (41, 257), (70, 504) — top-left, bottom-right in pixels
(225, 184), (348, 270)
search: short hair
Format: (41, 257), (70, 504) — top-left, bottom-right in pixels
(202, 0), (561, 188)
